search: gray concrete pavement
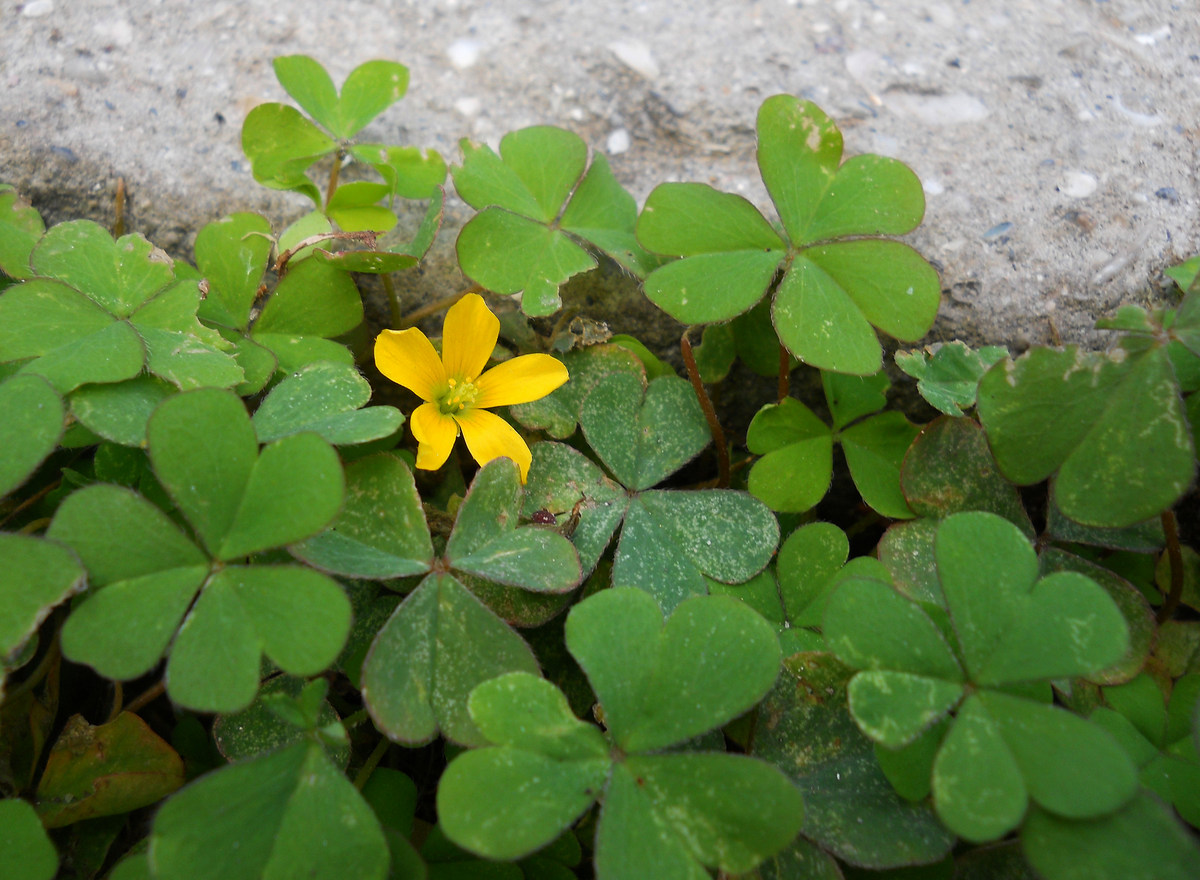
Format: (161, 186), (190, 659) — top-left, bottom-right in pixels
(2, 0), (1197, 352)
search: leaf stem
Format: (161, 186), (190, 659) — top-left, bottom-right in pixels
(1157, 509), (1184, 624)
(124, 680), (166, 716)
(107, 680), (124, 723)
(382, 273), (402, 329)
(341, 708), (372, 729)
(681, 328), (730, 489)
(353, 736), (391, 790)
(398, 285), (481, 329)
(325, 150), (344, 211)
(3, 628), (61, 703)
(1, 478), (61, 530)
(113, 177), (126, 238)
(777, 342), (790, 404)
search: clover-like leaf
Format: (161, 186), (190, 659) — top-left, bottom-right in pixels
(148, 389), (343, 560)
(0, 374), (63, 497)
(1041, 549), (1155, 686)
(251, 258), (362, 373)
(31, 220), (175, 317)
(291, 453), (434, 580)
(746, 386), (916, 517)
(510, 343), (645, 439)
(530, 364), (776, 612)
(312, 187), (445, 273)
(824, 577), (963, 686)
(241, 103), (335, 201)
(440, 601), (801, 879)
(581, 372), (709, 491)
(746, 398), (833, 513)
(978, 343), (1195, 528)
(1022, 794), (1200, 880)
(1092, 673), (1200, 828)
(348, 143), (447, 201)
(597, 754), (804, 879)
(51, 389), (349, 712)
(194, 213), (273, 330)
(825, 511), (1137, 841)
(213, 675), (349, 768)
(0, 799), (57, 880)
(0, 533), (84, 659)
(0, 279), (144, 393)
(442, 459), (582, 592)
(354, 459), (579, 744)
(35, 712), (184, 828)
(454, 128), (650, 315)
(253, 361), (403, 445)
(0, 221), (241, 393)
(639, 96), (938, 375)
(895, 341), (1008, 416)
(753, 653), (956, 868)
(565, 588), (781, 752)
(274, 56), (409, 141)
(438, 673), (610, 859)
(838, 411), (918, 519)
(69, 375), (175, 448)
(150, 740), (388, 880)
(615, 489), (778, 611)
(934, 691), (1137, 842)
(522, 441), (630, 577)
(0, 183), (45, 280)
(775, 521), (849, 626)
(362, 573), (540, 746)
(900, 416), (1034, 535)
(50, 484), (211, 681)
(935, 513), (1129, 685)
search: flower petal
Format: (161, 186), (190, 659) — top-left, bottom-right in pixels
(375, 328), (446, 401)
(441, 293), (499, 381)
(455, 407), (533, 482)
(411, 401), (459, 471)
(474, 354), (570, 408)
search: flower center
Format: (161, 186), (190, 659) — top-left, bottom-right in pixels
(438, 377), (479, 414)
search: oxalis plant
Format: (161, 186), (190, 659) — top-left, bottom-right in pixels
(1, 55), (1199, 880)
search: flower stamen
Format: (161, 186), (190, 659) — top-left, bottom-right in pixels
(439, 377), (479, 414)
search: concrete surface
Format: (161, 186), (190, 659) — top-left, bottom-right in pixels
(2, 0), (1198, 353)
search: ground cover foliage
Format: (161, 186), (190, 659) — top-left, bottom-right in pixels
(2, 56), (1200, 880)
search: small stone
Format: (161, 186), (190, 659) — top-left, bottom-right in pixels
(453, 97), (481, 117)
(606, 128), (630, 154)
(1059, 171), (1098, 199)
(94, 18), (135, 47)
(609, 40), (659, 79)
(983, 221), (1013, 241)
(1155, 187), (1180, 204)
(887, 92), (988, 126)
(446, 38), (482, 70)
(21, 0), (53, 17)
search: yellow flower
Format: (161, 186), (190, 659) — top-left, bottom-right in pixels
(374, 293), (568, 482)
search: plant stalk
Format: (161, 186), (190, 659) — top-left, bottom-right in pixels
(113, 177), (126, 238)
(382, 273), (402, 328)
(681, 329), (730, 489)
(124, 680), (166, 716)
(353, 736), (390, 790)
(398, 286), (480, 328)
(777, 343), (790, 404)
(325, 151), (344, 210)
(1157, 509), (1184, 624)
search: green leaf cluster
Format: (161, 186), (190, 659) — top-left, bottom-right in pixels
(3, 57), (1200, 880)
(437, 589), (803, 879)
(637, 96), (939, 375)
